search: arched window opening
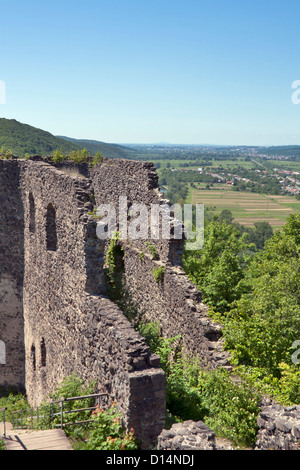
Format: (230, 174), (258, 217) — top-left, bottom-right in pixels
(46, 204), (57, 251)
(29, 193), (36, 233)
(40, 338), (46, 367)
(0, 341), (6, 365)
(31, 344), (36, 371)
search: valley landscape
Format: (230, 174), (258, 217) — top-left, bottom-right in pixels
(1, 0), (300, 456)
(2, 118), (300, 230)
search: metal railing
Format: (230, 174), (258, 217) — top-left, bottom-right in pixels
(11, 393), (108, 431)
(0, 407), (7, 437)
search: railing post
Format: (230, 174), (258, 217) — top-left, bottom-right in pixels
(1, 407), (7, 437)
(60, 400), (64, 429)
(3, 408), (6, 437)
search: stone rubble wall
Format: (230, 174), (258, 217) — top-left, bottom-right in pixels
(157, 421), (218, 450)
(255, 401), (300, 450)
(157, 406), (300, 451)
(121, 244), (231, 369)
(90, 159), (231, 370)
(0, 160), (25, 390)
(0, 159), (166, 448)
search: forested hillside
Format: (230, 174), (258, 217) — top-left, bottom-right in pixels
(0, 119), (135, 159)
(57, 136), (137, 159)
(0, 119), (83, 156)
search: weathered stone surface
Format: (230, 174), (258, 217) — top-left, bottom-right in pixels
(0, 160), (25, 391)
(157, 420), (217, 450)
(255, 401), (300, 450)
(0, 158), (167, 447)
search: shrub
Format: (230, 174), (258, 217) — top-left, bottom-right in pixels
(137, 321), (260, 447)
(51, 149), (67, 163)
(85, 403), (138, 450)
(236, 363), (300, 406)
(0, 392), (30, 423)
(198, 369), (260, 447)
(36, 373), (97, 430)
(91, 152), (104, 167)
(68, 148), (90, 164)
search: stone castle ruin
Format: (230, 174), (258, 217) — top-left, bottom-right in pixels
(0, 156), (244, 447)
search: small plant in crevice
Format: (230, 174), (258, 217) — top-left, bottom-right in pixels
(104, 232), (124, 291)
(153, 266), (165, 283)
(104, 234), (144, 326)
(145, 242), (159, 260)
(87, 208), (103, 220)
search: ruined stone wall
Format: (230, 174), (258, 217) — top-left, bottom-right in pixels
(21, 160), (95, 404)
(121, 246), (231, 368)
(90, 159), (230, 369)
(90, 158), (183, 266)
(0, 160), (25, 390)
(0, 159), (166, 448)
(255, 401), (300, 451)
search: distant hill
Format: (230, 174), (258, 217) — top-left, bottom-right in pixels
(0, 118), (83, 157)
(57, 136), (137, 159)
(259, 145), (300, 158)
(0, 118), (137, 159)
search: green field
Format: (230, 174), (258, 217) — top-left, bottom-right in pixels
(191, 187), (300, 228)
(153, 158), (257, 170)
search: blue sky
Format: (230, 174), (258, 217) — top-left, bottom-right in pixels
(1, 0), (300, 145)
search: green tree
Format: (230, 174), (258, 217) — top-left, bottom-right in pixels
(223, 214), (300, 376)
(246, 221), (273, 250)
(217, 209), (234, 225)
(183, 220), (253, 313)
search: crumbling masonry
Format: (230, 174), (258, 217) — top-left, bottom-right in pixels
(0, 156), (230, 448)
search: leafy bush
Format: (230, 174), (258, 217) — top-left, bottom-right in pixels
(198, 369), (260, 447)
(138, 321), (260, 447)
(85, 403), (138, 450)
(183, 219), (253, 313)
(236, 363), (300, 406)
(68, 148), (90, 164)
(184, 213), (300, 406)
(35, 373), (96, 430)
(91, 151), (104, 167)
(0, 392), (30, 423)
(51, 149), (67, 163)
